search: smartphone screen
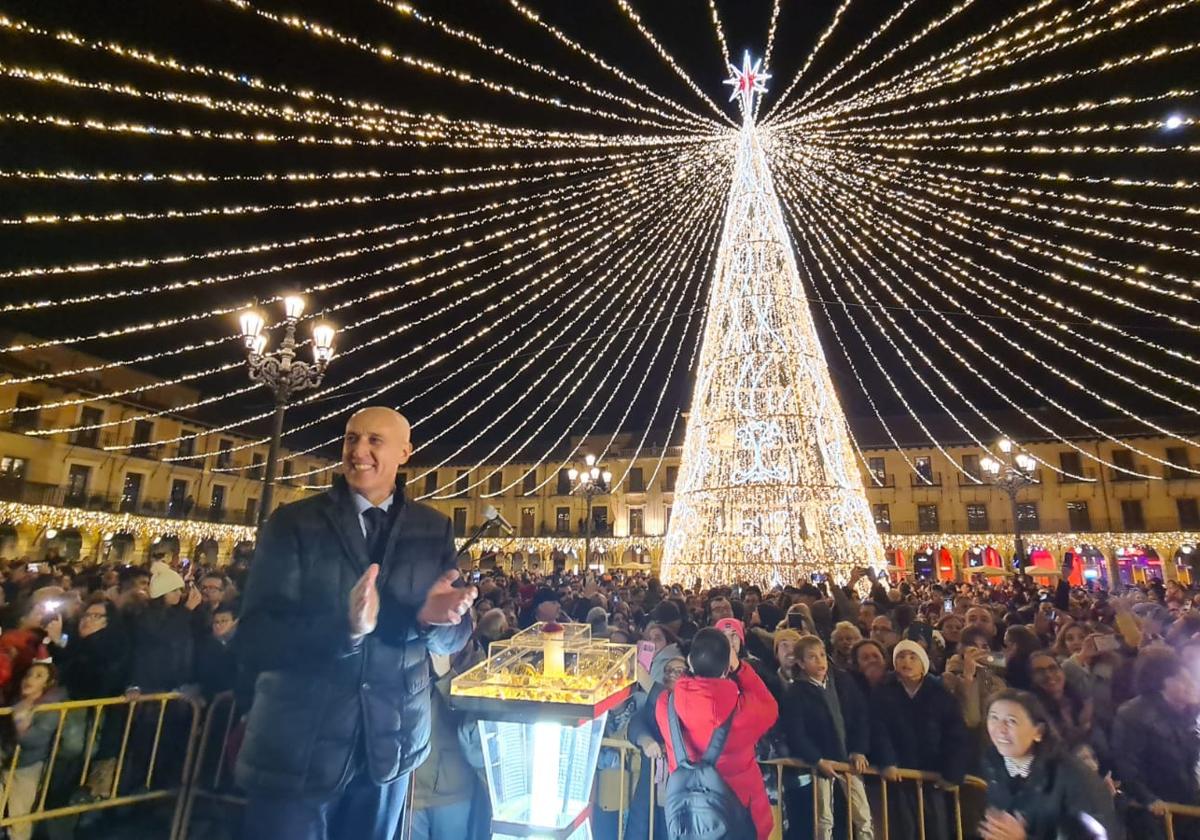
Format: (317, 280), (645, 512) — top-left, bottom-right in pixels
(637, 641), (656, 673)
(943, 597), (954, 613)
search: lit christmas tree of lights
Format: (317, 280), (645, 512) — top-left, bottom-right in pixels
(660, 53), (882, 586)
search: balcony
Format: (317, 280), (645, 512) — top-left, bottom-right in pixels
(866, 473), (895, 489)
(910, 472), (941, 488)
(0, 481), (246, 524)
(1165, 464), (1198, 481)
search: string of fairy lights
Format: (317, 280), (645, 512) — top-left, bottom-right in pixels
(1, 0), (1198, 577)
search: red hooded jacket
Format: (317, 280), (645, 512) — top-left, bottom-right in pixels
(656, 661), (779, 839)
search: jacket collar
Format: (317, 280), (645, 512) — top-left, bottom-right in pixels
(321, 475), (408, 575)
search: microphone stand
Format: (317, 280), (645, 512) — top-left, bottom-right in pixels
(457, 518), (504, 559)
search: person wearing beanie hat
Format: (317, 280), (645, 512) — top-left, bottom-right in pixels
(892, 639), (930, 677)
(149, 561), (186, 602)
(871, 634), (969, 840)
(520, 588), (561, 628)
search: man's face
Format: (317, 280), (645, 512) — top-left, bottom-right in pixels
(859, 604), (876, 626)
(870, 616), (893, 641)
(966, 607), (996, 634)
(743, 593), (760, 613)
(133, 575), (151, 596)
(342, 408), (412, 503)
(776, 639), (798, 670)
(710, 599), (733, 622)
(200, 576), (225, 606)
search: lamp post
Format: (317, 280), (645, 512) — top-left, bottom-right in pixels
(238, 295), (336, 525)
(980, 438), (1038, 571)
(567, 453), (611, 570)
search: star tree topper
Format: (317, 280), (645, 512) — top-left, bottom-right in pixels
(724, 50), (771, 119)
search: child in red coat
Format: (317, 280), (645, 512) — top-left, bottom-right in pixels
(656, 627), (780, 840)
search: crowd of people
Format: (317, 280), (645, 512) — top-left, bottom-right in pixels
(0, 546), (1198, 839)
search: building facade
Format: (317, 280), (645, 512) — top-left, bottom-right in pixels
(0, 334), (336, 565)
(417, 429), (1200, 584)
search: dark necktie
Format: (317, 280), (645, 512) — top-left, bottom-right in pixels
(362, 506), (389, 564)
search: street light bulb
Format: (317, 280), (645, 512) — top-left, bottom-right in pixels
(584, 453), (596, 467)
(283, 295), (306, 320)
(980, 456), (996, 474)
(1016, 454), (1035, 471)
(239, 310), (264, 346)
(602, 470), (612, 483)
(997, 438), (1012, 453)
(590, 466), (600, 479)
(311, 322), (336, 363)
(1166, 113), (1185, 130)
(580, 473), (591, 485)
(568, 468), (578, 481)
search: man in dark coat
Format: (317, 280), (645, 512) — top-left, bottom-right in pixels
(235, 407), (477, 840)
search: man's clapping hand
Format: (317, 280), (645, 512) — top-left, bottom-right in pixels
(349, 564), (381, 638)
(417, 569), (478, 626)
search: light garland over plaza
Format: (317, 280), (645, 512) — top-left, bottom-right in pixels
(0, 2), (1197, 583)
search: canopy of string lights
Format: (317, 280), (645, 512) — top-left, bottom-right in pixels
(0, 1), (1197, 584)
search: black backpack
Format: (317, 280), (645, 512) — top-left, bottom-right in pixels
(664, 695), (758, 840)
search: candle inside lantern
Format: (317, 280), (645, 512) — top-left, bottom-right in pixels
(541, 622), (564, 678)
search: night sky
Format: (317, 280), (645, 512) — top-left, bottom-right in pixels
(1, 0), (1197, 465)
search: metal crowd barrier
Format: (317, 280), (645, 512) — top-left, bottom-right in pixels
(0, 692), (201, 839)
(4, 694), (1181, 840)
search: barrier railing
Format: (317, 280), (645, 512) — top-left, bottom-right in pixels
(0, 692), (201, 839)
(3, 694), (1181, 840)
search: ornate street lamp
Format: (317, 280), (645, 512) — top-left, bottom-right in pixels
(567, 453), (612, 569)
(980, 438), (1038, 570)
(238, 295), (336, 524)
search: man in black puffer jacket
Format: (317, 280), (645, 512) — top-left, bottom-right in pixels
(235, 407), (477, 840)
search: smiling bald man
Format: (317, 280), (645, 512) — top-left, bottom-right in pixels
(236, 407), (477, 840)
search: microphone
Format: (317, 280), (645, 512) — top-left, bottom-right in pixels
(483, 505), (514, 535)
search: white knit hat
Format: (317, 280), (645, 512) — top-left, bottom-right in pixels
(892, 639), (930, 675)
(149, 561), (185, 599)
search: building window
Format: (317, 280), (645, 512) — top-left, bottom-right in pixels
(555, 507), (570, 534)
(556, 469), (572, 496)
(10, 394), (40, 432)
(1066, 501), (1091, 531)
(1120, 500), (1145, 531)
(628, 468), (645, 493)
(592, 506), (609, 534)
(520, 506), (535, 537)
(1111, 449), (1136, 480)
(453, 507), (467, 537)
(629, 508), (644, 536)
(244, 498), (258, 526)
(664, 505), (672, 532)
(424, 472), (439, 497)
(72, 407), (103, 448)
(216, 439), (233, 469)
(914, 456), (934, 485)
(169, 479), (189, 518)
(917, 504), (939, 532)
(522, 471), (537, 496)
(120, 472), (143, 513)
(1056, 451), (1082, 481)
(868, 457), (886, 486)
(872, 503), (891, 533)
(249, 453), (264, 480)
(1179, 498), (1200, 530)
(487, 472), (503, 496)
(664, 465), (678, 492)
(0, 456), (27, 501)
(455, 470), (469, 498)
(132, 419), (154, 448)
(962, 454), (981, 481)
(210, 485), (226, 521)
(1167, 447), (1191, 480)
(65, 464), (91, 506)
(966, 504), (989, 532)
(177, 436), (195, 459)
(281, 460), (293, 485)
(1016, 502), (1040, 532)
